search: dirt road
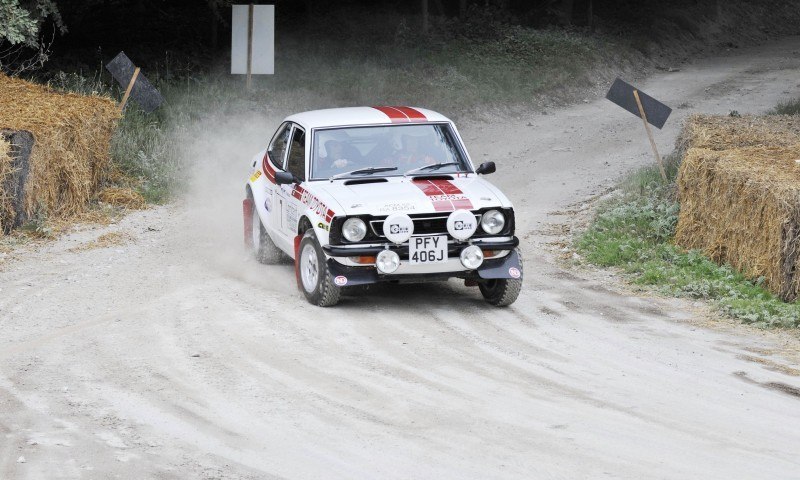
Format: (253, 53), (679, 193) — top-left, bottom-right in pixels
(2, 38), (800, 479)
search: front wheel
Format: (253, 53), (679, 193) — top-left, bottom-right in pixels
(478, 249), (523, 307)
(297, 230), (341, 307)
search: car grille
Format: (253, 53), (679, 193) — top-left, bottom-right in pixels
(369, 213), (482, 238)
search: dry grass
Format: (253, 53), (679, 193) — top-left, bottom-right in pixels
(68, 231), (132, 253)
(675, 116), (800, 301)
(0, 137), (14, 232)
(97, 186), (146, 210)
(0, 73), (120, 221)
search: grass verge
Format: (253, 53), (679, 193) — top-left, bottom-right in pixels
(575, 157), (800, 328)
(770, 98), (800, 116)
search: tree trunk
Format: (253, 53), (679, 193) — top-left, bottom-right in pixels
(560, 0), (574, 26)
(422, 0), (429, 33)
(211, 12), (218, 51)
(587, 0), (594, 32)
(432, 0), (446, 16)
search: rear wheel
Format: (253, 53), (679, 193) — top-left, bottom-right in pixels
(248, 190), (282, 264)
(479, 249), (523, 307)
(298, 230), (341, 307)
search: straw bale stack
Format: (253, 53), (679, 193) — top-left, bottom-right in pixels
(676, 114), (800, 153)
(0, 74), (120, 221)
(675, 114), (800, 301)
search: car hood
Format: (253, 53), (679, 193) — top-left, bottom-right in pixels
(311, 175), (512, 216)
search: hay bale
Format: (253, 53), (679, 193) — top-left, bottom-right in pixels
(97, 186), (146, 210)
(0, 129), (34, 233)
(0, 74), (120, 220)
(675, 114), (800, 156)
(675, 145), (800, 301)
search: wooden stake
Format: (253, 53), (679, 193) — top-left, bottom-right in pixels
(633, 89), (668, 182)
(119, 67), (140, 111)
(246, 3), (254, 90)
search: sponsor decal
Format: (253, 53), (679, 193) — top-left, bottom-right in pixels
(453, 219), (475, 231)
(509, 267), (521, 279)
(264, 196), (271, 212)
(249, 170), (262, 182)
(371, 106), (428, 123)
(291, 185), (336, 223)
(334, 275), (348, 286)
(286, 204), (298, 229)
(412, 179), (474, 212)
(388, 223), (410, 235)
(317, 221), (330, 231)
(379, 202), (416, 213)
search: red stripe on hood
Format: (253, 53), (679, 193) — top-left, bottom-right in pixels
(412, 179), (474, 212)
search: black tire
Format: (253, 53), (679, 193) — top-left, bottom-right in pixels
(247, 190), (282, 265)
(297, 230), (341, 307)
(478, 249), (523, 307)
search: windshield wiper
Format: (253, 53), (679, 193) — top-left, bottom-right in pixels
(330, 166), (398, 181)
(404, 162), (461, 177)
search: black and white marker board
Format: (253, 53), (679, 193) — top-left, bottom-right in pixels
(231, 5), (275, 76)
(606, 78), (672, 129)
(105, 52), (164, 113)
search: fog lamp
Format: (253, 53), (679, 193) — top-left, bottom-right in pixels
(376, 249), (400, 274)
(460, 245), (484, 270)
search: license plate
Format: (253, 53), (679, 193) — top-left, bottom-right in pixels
(408, 235), (448, 265)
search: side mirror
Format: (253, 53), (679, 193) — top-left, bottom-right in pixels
(275, 171), (297, 185)
(476, 161), (496, 175)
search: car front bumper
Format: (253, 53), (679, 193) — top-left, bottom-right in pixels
(323, 238), (522, 287)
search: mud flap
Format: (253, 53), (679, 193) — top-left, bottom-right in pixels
(243, 198), (254, 248)
(477, 250), (522, 280)
(326, 260), (380, 286)
(294, 235), (302, 290)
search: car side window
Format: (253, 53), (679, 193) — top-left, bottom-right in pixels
(268, 123), (291, 168)
(286, 126), (306, 181)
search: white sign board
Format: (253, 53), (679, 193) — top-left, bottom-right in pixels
(231, 4), (274, 75)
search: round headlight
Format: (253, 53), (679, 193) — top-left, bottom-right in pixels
(342, 218), (367, 242)
(460, 245), (484, 269)
(376, 249), (400, 274)
(481, 210), (505, 235)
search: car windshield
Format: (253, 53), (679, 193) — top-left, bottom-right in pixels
(311, 123), (471, 180)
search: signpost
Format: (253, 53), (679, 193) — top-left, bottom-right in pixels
(231, 4), (275, 89)
(105, 52), (164, 113)
(606, 77), (672, 181)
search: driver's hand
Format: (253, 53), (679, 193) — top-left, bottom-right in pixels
(333, 159), (349, 168)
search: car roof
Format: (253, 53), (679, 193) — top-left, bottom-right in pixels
(284, 106), (452, 130)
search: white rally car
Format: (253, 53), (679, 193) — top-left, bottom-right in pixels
(243, 106), (522, 307)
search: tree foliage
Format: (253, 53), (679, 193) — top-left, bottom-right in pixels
(0, 0), (65, 74)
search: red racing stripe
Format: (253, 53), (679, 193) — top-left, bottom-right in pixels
(412, 179), (474, 212)
(391, 106), (427, 121)
(262, 153), (277, 183)
(372, 106), (410, 123)
(412, 179), (455, 212)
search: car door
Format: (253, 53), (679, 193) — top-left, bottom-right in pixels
(276, 123), (307, 242)
(265, 122), (292, 248)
